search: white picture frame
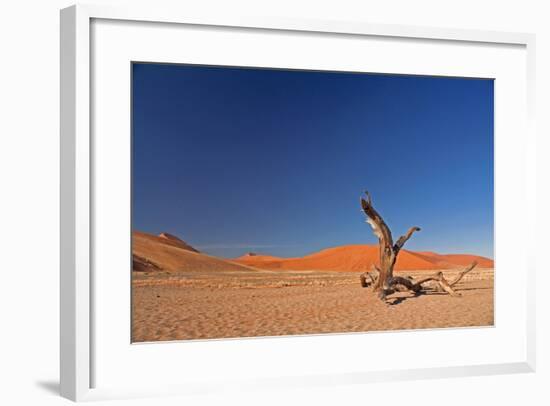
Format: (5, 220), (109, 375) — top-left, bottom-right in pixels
(60, 3), (536, 402)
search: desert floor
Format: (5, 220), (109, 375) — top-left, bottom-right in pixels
(132, 268), (494, 342)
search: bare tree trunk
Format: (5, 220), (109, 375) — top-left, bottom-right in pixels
(360, 192), (420, 299)
(359, 191), (477, 302)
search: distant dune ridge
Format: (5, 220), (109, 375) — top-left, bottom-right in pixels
(132, 230), (493, 273)
(234, 245), (493, 271)
(132, 231), (260, 273)
(156, 231), (200, 253)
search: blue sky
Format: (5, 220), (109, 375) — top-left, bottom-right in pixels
(132, 63), (494, 259)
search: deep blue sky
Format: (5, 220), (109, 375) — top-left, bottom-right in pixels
(132, 63), (494, 259)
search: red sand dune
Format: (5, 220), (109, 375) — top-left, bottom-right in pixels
(132, 230), (493, 273)
(132, 231), (259, 273)
(234, 245), (493, 271)
(428, 253), (494, 268)
(239, 252), (283, 262)
(156, 231), (200, 253)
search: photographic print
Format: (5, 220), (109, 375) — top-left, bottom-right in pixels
(131, 63), (494, 343)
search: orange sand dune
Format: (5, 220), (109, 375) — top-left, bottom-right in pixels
(235, 245), (494, 271)
(414, 251), (494, 268)
(133, 230), (493, 273)
(431, 253), (494, 268)
(134, 230), (201, 253)
(157, 232), (200, 253)
(132, 231), (260, 273)
(239, 252), (283, 262)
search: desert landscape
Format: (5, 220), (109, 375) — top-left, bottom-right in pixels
(131, 230), (494, 342)
(131, 64), (494, 343)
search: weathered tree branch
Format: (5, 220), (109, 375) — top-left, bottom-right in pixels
(437, 276), (462, 297)
(360, 265), (380, 288)
(360, 191), (420, 292)
(359, 191), (478, 303)
(448, 261), (477, 287)
(389, 276), (423, 292)
(394, 226), (421, 252)
(361, 192), (393, 248)
(377, 262), (477, 299)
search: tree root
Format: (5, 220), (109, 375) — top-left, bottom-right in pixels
(360, 261), (477, 301)
(360, 265), (380, 288)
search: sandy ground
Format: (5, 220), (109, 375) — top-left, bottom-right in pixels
(132, 268), (494, 342)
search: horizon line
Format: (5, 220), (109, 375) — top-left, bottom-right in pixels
(133, 229), (494, 260)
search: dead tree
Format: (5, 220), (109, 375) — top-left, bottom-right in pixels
(359, 191), (477, 302)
